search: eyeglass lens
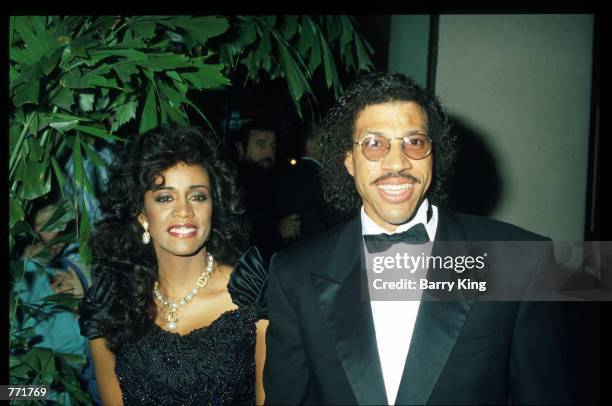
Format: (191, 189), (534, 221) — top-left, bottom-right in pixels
(361, 134), (430, 161)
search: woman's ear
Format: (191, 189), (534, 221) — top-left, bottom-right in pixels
(137, 212), (146, 227)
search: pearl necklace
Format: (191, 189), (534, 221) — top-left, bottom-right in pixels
(153, 252), (215, 330)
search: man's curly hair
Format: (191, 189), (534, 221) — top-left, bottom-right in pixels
(320, 72), (456, 218)
(89, 125), (249, 352)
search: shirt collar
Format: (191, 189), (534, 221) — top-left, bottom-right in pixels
(361, 198), (435, 240)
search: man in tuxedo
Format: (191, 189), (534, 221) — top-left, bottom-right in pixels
(264, 73), (571, 404)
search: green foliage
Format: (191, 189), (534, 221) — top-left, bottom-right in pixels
(220, 15), (373, 115)
(9, 15), (373, 404)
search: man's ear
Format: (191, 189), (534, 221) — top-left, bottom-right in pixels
(343, 151), (355, 177)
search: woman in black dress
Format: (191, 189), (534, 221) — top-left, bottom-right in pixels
(79, 126), (268, 405)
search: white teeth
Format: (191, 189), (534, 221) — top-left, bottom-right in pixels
(170, 227), (196, 234)
(377, 183), (412, 193)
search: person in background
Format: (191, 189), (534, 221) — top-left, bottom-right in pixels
(275, 127), (339, 245)
(14, 192), (93, 404)
(234, 118), (299, 264)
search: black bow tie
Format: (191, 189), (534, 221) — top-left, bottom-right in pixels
(363, 223), (429, 253)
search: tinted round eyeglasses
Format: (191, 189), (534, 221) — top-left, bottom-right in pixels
(353, 132), (432, 161)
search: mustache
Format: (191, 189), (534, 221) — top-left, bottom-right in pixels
(370, 172), (421, 185)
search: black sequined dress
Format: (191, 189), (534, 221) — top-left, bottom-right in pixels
(79, 247), (268, 406)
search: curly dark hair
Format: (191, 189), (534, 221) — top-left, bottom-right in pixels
(319, 72), (456, 218)
(90, 125), (249, 352)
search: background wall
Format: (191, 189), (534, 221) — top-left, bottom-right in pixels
(389, 16), (599, 403)
(433, 14), (594, 241)
(388, 15), (431, 89)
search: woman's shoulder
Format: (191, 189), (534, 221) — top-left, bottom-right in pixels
(226, 247), (268, 319)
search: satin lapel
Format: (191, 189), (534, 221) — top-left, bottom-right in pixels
(395, 208), (476, 405)
(310, 217), (388, 405)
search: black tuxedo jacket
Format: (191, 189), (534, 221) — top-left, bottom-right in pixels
(264, 207), (571, 405)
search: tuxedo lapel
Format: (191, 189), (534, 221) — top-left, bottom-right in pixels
(395, 208), (477, 405)
(310, 217), (388, 405)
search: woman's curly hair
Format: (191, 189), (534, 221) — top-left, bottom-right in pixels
(319, 72), (456, 218)
(90, 125), (249, 352)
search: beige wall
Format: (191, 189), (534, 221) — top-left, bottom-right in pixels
(434, 14), (594, 240)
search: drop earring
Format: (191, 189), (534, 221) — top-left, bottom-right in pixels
(142, 220), (151, 244)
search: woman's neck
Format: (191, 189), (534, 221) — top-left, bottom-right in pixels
(155, 249), (211, 299)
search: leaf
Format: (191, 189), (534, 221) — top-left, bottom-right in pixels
(49, 119), (79, 133)
(339, 16), (353, 51)
(78, 93), (94, 112)
(342, 43), (356, 72)
(39, 200), (76, 232)
(318, 31), (340, 90)
(88, 48), (148, 60)
(26, 136), (45, 162)
(131, 21), (156, 39)
(39, 348), (57, 386)
(21, 347), (53, 374)
(10, 61), (45, 93)
(296, 16), (315, 55)
(9, 195), (25, 229)
(21, 159), (51, 200)
(78, 197), (92, 265)
(281, 16), (298, 40)
(48, 112), (92, 122)
(10, 361), (32, 380)
(75, 125), (125, 142)
(9, 220), (35, 240)
(263, 15), (277, 26)
(12, 17), (48, 62)
(112, 61), (139, 84)
(55, 352), (86, 364)
(71, 136), (84, 190)
(82, 73), (119, 89)
(111, 99), (138, 132)
(181, 63), (229, 90)
(305, 20), (322, 75)
(157, 81), (186, 108)
(167, 16), (229, 45)
(165, 71), (188, 94)
(13, 82), (40, 107)
(139, 85), (158, 134)
(81, 141), (108, 168)
(9, 125), (22, 167)
(95, 93), (110, 111)
(49, 86), (74, 111)
(51, 156), (67, 191)
(278, 45), (304, 117)
(58, 375), (92, 404)
(39, 51), (60, 76)
(253, 28), (272, 65)
(354, 31), (374, 71)
(159, 95), (188, 125)
(60, 69), (85, 89)
(235, 18), (257, 47)
(42, 293), (81, 312)
(325, 16), (342, 42)
(135, 54), (192, 71)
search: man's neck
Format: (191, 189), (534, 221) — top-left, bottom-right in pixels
(361, 199), (429, 234)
